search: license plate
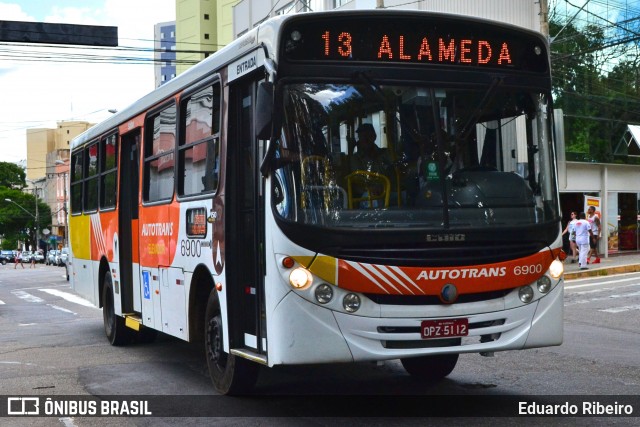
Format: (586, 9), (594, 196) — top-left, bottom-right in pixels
(421, 318), (469, 339)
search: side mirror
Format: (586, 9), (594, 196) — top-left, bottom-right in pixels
(255, 81), (274, 140)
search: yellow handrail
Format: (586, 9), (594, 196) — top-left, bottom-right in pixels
(345, 170), (390, 209)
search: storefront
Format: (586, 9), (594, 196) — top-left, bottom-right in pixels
(560, 162), (640, 257)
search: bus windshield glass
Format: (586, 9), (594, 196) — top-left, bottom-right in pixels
(272, 82), (558, 230)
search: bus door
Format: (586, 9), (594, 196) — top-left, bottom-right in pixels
(118, 129), (142, 314)
(226, 76), (266, 356)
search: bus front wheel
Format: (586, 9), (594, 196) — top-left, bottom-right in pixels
(400, 353), (459, 381)
(102, 273), (130, 346)
(205, 289), (259, 395)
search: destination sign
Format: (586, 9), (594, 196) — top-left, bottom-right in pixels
(282, 15), (548, 72)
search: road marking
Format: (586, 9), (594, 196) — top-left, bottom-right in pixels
(11, 290), (44, 303)
(571, 283), (640, 295)
(47, 304), (76, 315)
(60, 417), (78, 427)
(599, 304), (640, 313)
(0, 300), (4, 305)
(565, 290), (640, 306)
(38, 289), (95, 308)
(565, 276), (640, 289)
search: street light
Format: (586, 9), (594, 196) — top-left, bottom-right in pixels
(4, 198), (38, 250)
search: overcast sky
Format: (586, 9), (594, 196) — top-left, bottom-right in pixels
(0, 1), (175, 168)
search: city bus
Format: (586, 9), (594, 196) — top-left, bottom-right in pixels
(68, 10), (565, 395)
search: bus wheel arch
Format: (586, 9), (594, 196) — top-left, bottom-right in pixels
(189, 264), (215, 342)
(204, 287), (260, 395)
(98, 257), (110, 309)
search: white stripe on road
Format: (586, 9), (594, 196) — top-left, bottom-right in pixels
(565, 276), (640, 289)
(38, 289), (95, 308)
(571, 283), (640, 295)
(11, 290), (44, 303)
(47, 304), (76, 315)
(599, 304), (640, 313)
(0, 300), (4, 305)
(565, 290), (640, 306)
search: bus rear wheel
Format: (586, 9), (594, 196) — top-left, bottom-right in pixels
(400, 353), (459, 381)
(205, 290), (259, 395)
(102, 272), (130, 346)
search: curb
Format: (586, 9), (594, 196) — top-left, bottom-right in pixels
(564, 264), (640, 280)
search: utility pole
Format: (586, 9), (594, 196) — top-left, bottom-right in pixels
(26, 179), (40, 252)
(539, 0), (549, 38)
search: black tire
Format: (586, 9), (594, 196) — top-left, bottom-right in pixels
(205, 289), (259, 395)
(401, 353), (459, 381)
(1, 259), (6, 265)
(102, 272), (130, 346)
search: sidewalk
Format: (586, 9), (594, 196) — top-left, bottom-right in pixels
(563, 251), (640, 280)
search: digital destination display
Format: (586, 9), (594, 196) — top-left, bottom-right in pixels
(282, 15), (548, 72)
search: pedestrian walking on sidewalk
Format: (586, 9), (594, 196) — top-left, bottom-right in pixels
(562, 211), (579, 263)
(574, 212), (593, 270)
(587, 206), (601, 264)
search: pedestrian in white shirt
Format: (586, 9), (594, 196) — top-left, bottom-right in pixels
(587, 206), (601, 264)
(574, 212), (593, 270)
(562, 211), (579, 263)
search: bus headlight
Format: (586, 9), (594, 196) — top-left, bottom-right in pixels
(289, 267), (312, 289)
(315, 284), (333, 304)
(549, 259), (563, 279)
(343, 293), (361, 313)
(519, 286), (534, 303)
(537, 276), (552, 294)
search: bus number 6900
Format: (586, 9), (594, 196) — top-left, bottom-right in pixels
(180, 239), (202, 257)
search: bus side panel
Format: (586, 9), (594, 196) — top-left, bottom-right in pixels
(140, 267), (162, 330)
(69, 214), (97, 304)
(159, 267), (187, 339)
(138, 205), (175, 269)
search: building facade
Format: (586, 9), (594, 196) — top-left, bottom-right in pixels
(175, 0), (219, 75)
(154, 21), (177, 88)
(25, 121), (88, 248)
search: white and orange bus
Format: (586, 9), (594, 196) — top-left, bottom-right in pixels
(69, 10), (565, 394)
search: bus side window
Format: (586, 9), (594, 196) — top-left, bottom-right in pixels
(178, 82), (221, 196)
(143, 103), (176, 202)
(70, 150), (84, 214)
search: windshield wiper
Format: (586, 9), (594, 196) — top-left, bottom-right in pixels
(457, 77), (503, 142)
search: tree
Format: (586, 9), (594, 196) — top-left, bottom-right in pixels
(0, 185), (51, 251)
(549, 13), (640, 163)
(0, 162), (26, 189)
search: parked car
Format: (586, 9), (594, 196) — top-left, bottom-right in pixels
(46, 250), (59, 265)
(20, 251), (33, 262)
(57, 247), (69, 267)
(33, 251), (45, 263)
(0, 250), (14, 265)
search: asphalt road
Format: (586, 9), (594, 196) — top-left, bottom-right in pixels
(0, 265), (638, 426)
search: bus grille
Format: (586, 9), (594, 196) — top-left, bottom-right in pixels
(365, 289), (511, 305)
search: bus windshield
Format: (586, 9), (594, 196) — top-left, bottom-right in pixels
(273, 81), (558, 230)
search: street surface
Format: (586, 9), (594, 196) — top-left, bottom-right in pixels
(0, 265), (638, 426)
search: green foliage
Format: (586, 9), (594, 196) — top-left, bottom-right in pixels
(0, 162), (25, 189)
(0, 168), (52, 249)
(550, 17), (640, 164)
